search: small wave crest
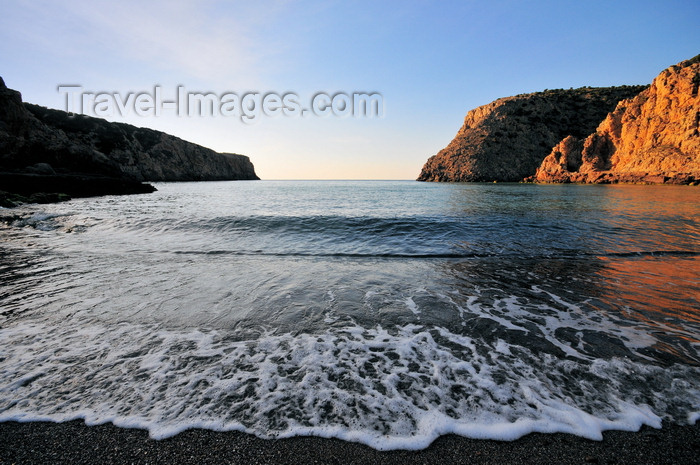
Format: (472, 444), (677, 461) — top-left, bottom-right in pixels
(168, 249), (700, 259)
(4, 208), (698, 260)
(81, 213), (700, 259)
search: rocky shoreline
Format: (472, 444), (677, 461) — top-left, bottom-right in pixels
(0, 77), (258, 207)
(419, 55), (699, 185)
(417, 86), (646, 183)
(0, 172), (156, 208)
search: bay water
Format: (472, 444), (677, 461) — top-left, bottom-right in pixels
(0, 181), (698, 449)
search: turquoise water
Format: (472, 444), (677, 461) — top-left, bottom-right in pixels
(0, 181), (698, 449)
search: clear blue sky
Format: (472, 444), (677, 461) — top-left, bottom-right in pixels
(2, 0), (698, 179)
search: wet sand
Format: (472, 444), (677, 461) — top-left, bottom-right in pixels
(1, 420), (698, 464)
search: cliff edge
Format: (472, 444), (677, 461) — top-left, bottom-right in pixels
(532, 55), (700, 184)
(0, 77), (258, 206)
(417, 86), (646, 182)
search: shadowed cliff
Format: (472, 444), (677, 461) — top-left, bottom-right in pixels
(0, 77), (259, 206)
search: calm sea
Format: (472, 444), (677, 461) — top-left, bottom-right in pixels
(0, 181), (698, 449)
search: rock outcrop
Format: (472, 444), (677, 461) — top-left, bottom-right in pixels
(0, 77), (258, 206)
(21, 104), (259, 182)
(417, 86), (646, 182)
(532, 55), (700, 184)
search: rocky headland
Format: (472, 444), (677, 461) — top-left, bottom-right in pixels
(417, 86), (646, 182)
(418, 55), (699, 185)
(532, 55), (700, 184)
(0, 77), (258, 207)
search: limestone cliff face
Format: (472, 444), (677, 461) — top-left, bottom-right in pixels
(533, 55), (700, 184)
(417, 86), (646, 182)
(0, 77), (258, 203)
(15, 104), (259, 182)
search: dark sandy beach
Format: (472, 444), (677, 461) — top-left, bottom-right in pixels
(1, 420), (698, 465)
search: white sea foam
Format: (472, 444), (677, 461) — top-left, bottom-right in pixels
(0, 320), (697, 450)
(405, 297), (420, 315)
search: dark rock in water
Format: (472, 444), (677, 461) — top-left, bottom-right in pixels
(0, 172), (156, 196)
(24, 163), (56, 175)
(417, 86), (647, 182)
(0, 77), (259, 206)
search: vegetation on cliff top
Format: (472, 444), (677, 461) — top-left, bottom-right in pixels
(417, 85), (647, 182)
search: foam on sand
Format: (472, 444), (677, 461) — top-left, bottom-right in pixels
(1, 320), (697, 450)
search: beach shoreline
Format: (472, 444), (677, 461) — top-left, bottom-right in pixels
(1, 420), (698, 464)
